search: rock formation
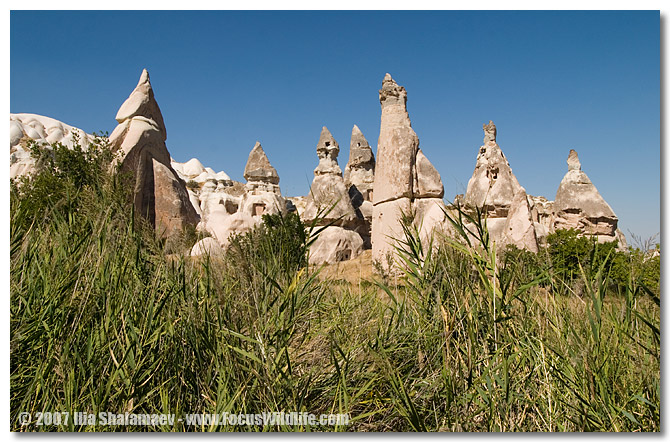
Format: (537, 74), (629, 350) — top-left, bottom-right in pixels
(528, 195), (554, 243)
(10, 113), (93, 179)
(303, 127), (359, 226)
(344, 125), (375, 206)
(239, 141), (285, 219)
(371, 74), (446, 269)
(463, 120), (541, 251)
(302, 127), (366, 264)
(553, 149), (625, 245)
(211, 212), (260, 249)
(343, 125), (375, 247)
(308, 226), (364, 265)
(190, 236), (225, 257)
(464, 120), (522, 216)
(502, 187), (539, 253)
(108, 69), (199, 236)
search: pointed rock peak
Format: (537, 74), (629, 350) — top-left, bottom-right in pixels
(244, 141), (279, 184)
(379, 73), (407, 106)
(114, 68), (166, 136)
(251, 141), (263, 153)
(567, 149), (581, 171)
(347, 125), (374, 171)
(317, 126), (339, 158)
(350, 125), (369, 149)
(137, 68), (150, 87)
(483, 120), (497, 144)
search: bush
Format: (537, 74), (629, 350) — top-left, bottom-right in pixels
(11, 137), (120, 232)
(546, 228), (629, 291)
(227, 211), (309, 284)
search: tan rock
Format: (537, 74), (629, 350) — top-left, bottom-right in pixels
(464, 120), (522, 215)
(371, 197), (411, 267)
(211, 212), (260, 248)
(240, 141), (285, 220)
(373, 74), (418, 204)
(303, 127), (358, 227)
(109, 69), (198, 236)
(344, 125), (375, 204)
(414, 198), (451, 247)
(502, 188), (539, 252)
(553, 149), (619, 240)
(414, 149), (444, 198)
(371, 74), (447, 268)
(308, 226), (364, 265)
(244, 141), (279, 185)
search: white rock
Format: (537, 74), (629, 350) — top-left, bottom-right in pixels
(308, 226), (364, 265)
(190, 237), (224, 257)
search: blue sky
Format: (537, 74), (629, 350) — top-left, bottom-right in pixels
(10, 10), (660, 240)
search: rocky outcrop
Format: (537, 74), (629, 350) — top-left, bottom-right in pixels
(502, 188), (539, 253)
(553, 149), (623, 244)
(210, 212), (260, 249)
(10, 113), (94, 179)
(308, 226), (364, 265)
(462, 120), (540, 251)
(190, 237), (225, 257)
(172, 157), (232, 185)
(108, 69), (199, 236)
(343, 125), (375, 247)
(344, 125), (375, 206)
(371, 74), (446, 269)
(239, 141), (285, 219)
(303, 127), (359, 227)
(527, 195), (554, 244)
(302, 127), (365, 264)
(464, 121), (522, 216)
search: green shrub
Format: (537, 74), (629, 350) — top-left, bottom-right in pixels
(546, 228), (629, 290)
(227, 211), (309, 284)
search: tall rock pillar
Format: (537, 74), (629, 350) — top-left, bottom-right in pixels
(108, 69), (199, 236)
(371, 74), (445, 269)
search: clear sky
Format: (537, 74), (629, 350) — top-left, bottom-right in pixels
(10, 10), (660, 241)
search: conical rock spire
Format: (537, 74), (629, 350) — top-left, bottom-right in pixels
(244, 141), (279, 184)
(114, 69), (166, 139)
(344, 125), (375, 204)
(464, 120), (522, 214)
(554, 149), (619, 239)
(314, 126), (342, 176)
(304, 127), (357, 227)
(108, 69), (198, 236)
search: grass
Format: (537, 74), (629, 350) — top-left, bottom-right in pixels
(9, 140), (660, 432)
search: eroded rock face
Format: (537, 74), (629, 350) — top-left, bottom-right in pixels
(462, 121), (539, 251)
(553, 149), (621, 242)
(210, 212), (260, 249)
(528, 195), (554, 244)
(239, 141), (285, 219)
(303, 127), (359, 227)
(109, 69), (199, 236)
(10, 113), (94, 179)
(371, 74), (446, 269)
(342, 125), (376, 248)
(464, 120), (522, 216)
(344, 125), (375, 205)
(374, 74), (417, 204)
(244, 141), (279, 185)
(502, 188), (539, 253)
(190, 237), (224, 257)
(308, 226), (364, 265)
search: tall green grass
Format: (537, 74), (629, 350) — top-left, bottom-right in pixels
(10, 140), (660, 431)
